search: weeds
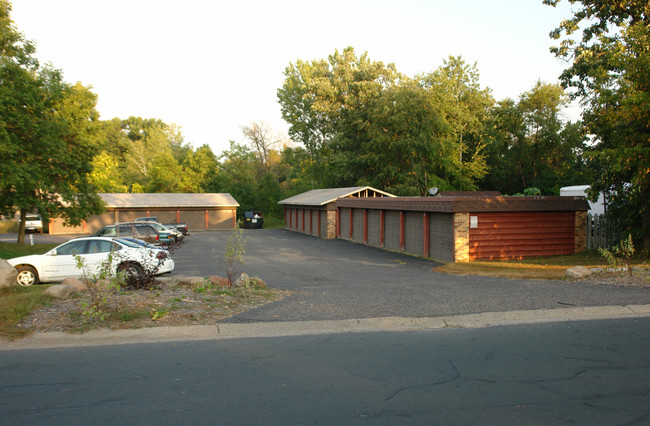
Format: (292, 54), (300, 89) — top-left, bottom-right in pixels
(75, 254), (123, 322)
(599, 234), (636, 276)
(150, 307), (168, 321)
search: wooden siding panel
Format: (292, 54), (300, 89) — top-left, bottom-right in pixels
(469, 212), (576, 260)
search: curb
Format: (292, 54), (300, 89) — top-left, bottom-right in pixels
(2, 304), (650, 351)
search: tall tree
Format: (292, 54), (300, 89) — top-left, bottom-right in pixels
(0, 1), (103, 243)
(420, 56), (493, 164)
(416, 56), (493, 191)
(278, 47), (401, 188)
(179, 145), (219, 193)
(240, 121), (282, 176)
(482, 81), (588, 195)
(545, 0), (650, 246)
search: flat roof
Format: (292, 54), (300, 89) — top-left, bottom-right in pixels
(336, 196), (589, 212)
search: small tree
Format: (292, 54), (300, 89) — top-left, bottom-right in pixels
(74, 253), (123, 322)
(223, 226), (248, 287)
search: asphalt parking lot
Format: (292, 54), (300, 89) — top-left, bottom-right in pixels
(170, 229), (650, 323)
(4, 229), (650, 323)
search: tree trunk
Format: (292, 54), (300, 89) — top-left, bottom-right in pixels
(17, 208), (26, 244)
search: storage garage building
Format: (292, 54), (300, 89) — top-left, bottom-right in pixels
(48, 193), (239, 234)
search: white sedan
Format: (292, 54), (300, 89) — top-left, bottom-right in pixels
(8, 237), (174, 286)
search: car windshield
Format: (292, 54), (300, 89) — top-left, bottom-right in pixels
(97, 227), (116, 236)
(152, 223), (170, 231)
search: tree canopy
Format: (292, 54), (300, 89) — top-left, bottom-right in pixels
(545, 0), (650, 247)
(0, 1), (103, 243)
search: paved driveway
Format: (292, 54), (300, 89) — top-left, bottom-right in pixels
(170, 229), (650, 323)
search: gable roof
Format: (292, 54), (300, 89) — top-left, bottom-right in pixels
(99, 193), (239, 208)
(278, 186), (395, 206)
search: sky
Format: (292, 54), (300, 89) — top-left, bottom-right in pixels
(10, 0), (578, 156)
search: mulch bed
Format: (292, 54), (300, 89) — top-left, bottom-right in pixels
(17, 276), (288, 334)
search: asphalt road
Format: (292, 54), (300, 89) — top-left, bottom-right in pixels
(2, 317), (649, 425)
(167, 229), (650, 322)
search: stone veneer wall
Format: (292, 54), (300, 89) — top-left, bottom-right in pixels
(453, 213), (470, 262)
(575, 211), (587, 253)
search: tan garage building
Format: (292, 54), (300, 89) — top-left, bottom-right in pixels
(49, 193), (239, 234)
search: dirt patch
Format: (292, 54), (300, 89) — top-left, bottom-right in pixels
(16, 277), (289, 334)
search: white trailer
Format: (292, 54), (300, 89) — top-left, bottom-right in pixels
(560, 185), (605, 215)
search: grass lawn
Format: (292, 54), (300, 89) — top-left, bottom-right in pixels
(0, 241), (57, 259)
(435, 250), (649, 279)
(1, 242), (59, 338)
(0, 285), (53, 339)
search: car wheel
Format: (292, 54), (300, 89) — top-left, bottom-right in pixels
(16, 266), (39, 286)
(117, 262), (144, 282)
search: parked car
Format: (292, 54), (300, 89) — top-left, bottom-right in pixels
(94, 222), (163, 245)
(7, 236), (174, 286)
(24, 214), (43, 233)
(134, 220), (183, 242)
(135, 217), (189, 236)
(114, 237), (168, 251)
(243, 211), (263, 229)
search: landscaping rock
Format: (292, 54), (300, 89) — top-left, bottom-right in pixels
(249, 277), (267, 289)
(44, 284), (76, 298)
(61, 277), (87, 292)
(234, 273), (250, 288)
(0, 260), (17, 288)
(566, 266), (593, 279)
(209, 275), (230, 287)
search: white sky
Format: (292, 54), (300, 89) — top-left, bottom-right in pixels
(10, 0), (577, 156)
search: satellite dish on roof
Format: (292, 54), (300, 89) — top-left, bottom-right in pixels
(428, 187), (439, 196)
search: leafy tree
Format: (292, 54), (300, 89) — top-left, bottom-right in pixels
(481, 81), (588, 195)
(417, 57), (493, 191)
(278, 47), (401, 188)
(89, 151), (129, 192)
(213, 142), (259, 213)
(179, 144), (219, 193)
(545, 0), (650, 247)
(147, 150), (182, 192)
(420, 56), (493, 164)
(0, 1), (103, 243)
